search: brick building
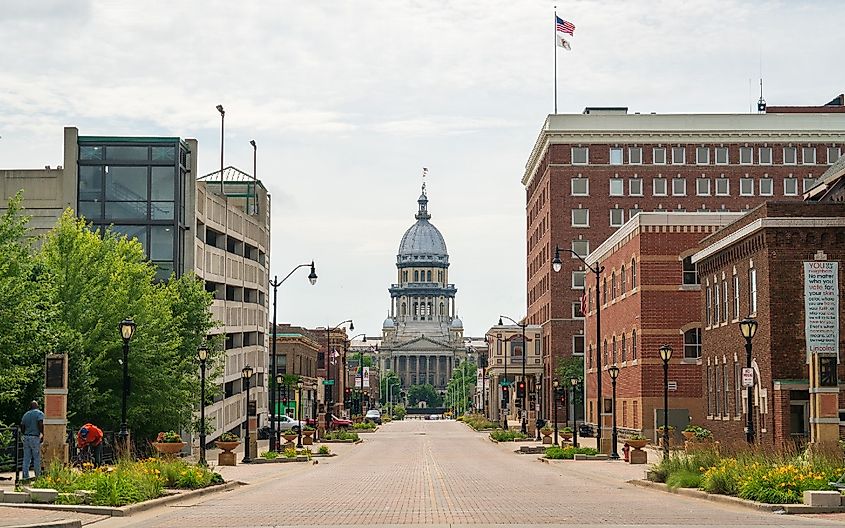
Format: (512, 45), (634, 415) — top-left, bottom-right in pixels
(483, 324), (543, 426)
(583, 212), (741, 445)
(521, 102), (845, 417)
(692, 202), (845, 446)
(272, 324), (320, 419)
(311, 325), (352, 417)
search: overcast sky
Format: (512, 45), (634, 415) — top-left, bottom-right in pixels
(1, 0), (843, 337)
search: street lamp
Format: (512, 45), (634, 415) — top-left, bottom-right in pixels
(326, 320), (353, 429)
(497, 332), (508, 430)
(553, 245), (604, 456)
(117, 318), (136, 453)
(552, 379), (560, 445)
(608, 365), (620, 460)
(347, 334), (368, 415)
(499, 315), (528, 434)
(570, 377), (579, 448)
(739, 318), (758, 444)
(659, 344), (673, 457)
(197, 344), (209, 465)
(215, 104), (225, 195)
(296, 379), (304, 448)
(269, 262), (318, 451)
(241, 365), (254, 463)
(275, 374), (284, 449)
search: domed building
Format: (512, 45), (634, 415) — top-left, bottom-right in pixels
(379, 185), (466, 390)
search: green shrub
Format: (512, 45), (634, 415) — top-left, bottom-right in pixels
(544, 446), (598, 459)
(261, 451), (279, 459)
(318, 445), (331, 455)
(393, 404), (406, 420)
(283, 447), (297, 458)
(683, 425), (713, 440)
(218, 432), (239, 442)
(323, 430), (359, 441)
(462, 414), (498, 431)
(353, 422), (376, 430)
(489, 430), (528, 442)
(701, 458), (741, 495)
(666, 469), (702, 489)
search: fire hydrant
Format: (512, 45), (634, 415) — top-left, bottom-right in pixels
(622, 442), (630, 462)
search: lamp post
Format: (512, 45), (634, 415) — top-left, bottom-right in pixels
(553, 245), (604, 455)
(215, 104), (225, 195)
(268, 262), (317, 451)
(739, 319), (758, 444)
(348, 334), (367, 415)
(498, 332), (508, 430)
(608, 365), (620, 460)
(241, 365), (254, 463)
(296, 379), (304, 448)
(570, 377), (579, 448)
(499, 316), (528, 434)
(197, 345), (209, 465)
(275, 374), (284, 448)
(118, 318), (136, 454)
(659, 344), (673, 457)
(552, 379), (560, 445)
(326, 320), (353, 428)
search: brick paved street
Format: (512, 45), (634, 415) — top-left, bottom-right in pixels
(77, 420), (844, 527)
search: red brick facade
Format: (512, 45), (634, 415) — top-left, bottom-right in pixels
(692, 202), (845, 446)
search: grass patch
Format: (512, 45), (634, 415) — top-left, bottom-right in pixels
(544, 446), (599, 459)
(666, 469), (702, 489)
(318, 445), (331, 455)
(323, 430), (360, 441)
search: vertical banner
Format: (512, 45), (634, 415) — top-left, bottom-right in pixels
(363, 366), (370, 388)
(804, 261), (840, 361)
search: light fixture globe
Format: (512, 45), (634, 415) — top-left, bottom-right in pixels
(296, 379), (304, 390)
(241, 365), (254, 379)
(659, 344), (673, 362)
(553, 379), (559, 389)
(308, 261), (318, 285)
(498, 317), (504, 326)
(349, 321), (355, 332)
(570, 377), (579, 387)
(275, 374), (283, 385)
(609, 365), (620, 380)
(197, 345), (209, 362)
(552, 246), (563, 273)
(739, 318), (758, 339)
(118, 318), (136, 342)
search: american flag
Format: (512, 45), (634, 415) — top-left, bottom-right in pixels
(555, 16), (575, 36)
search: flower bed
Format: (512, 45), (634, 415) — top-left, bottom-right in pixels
(458, 414), (498, 431)
(544, 446), (599, 459)
(30, 458), (222, 507)
(322, 430), (360, 442)
(648, 445), (845, 504)
(489, 430), (529, 442)
(352, 422), (377, 431)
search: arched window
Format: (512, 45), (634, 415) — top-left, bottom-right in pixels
(602, 277), (608, 304)
(402, 270), (408, 283)
(612, 336), (617, 363)
(427, 302), (433, 320)
(631, 330), (637, 360)
(440, 302), (445, 316)
(414, 270), (419, 281)
(413, 302), (418, 319)
(602, 339), (608, 364)
(621, 333), (627, 361)
(684, 328), (702, 359)
(611, 271), (617, 299)
(427, 270), (431, 282)
(620, 264), (627, 293)
(401, 302), (406, 316)
(631, 258), (638, 288)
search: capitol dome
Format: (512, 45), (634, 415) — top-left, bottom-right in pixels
(397, 192), (448, 264)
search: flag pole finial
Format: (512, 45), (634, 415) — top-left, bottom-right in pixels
(422, 167), (428, 195)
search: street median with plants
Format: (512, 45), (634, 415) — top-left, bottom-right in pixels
(457, 414), (497, 431)
(544, 446), (599, 459)
(489, 429), (529, 442)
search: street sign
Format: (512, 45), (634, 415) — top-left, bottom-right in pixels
(322, 379), (335, 386)
(499, 380), (512, 387)
(667, 381), (677, 391)
(742, 368), (754, 388)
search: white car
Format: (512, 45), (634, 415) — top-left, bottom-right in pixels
(365, 409), (382, 424)
(275, 415), (305, 432)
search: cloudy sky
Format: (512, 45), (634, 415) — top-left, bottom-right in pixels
(1, 0), (843, 337)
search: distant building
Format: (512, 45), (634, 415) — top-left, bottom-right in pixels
(483, 324), (543, 424)
(272, 324), (320, 419)
(692, 201), (845, 446)
(378, 185), (466, 390)
(583, 212), (742, 446)
(0, 127), (271, 443)
(310, 325), (352, 416)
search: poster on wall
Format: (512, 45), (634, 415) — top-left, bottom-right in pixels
(804, 261), (840, 361)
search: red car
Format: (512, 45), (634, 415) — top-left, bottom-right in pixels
(305, 414), (353, 428)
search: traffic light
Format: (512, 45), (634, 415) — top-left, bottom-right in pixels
(502, 385), (509, 400)
(516, 381), (526, 399)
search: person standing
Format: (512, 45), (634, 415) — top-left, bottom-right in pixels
(20, 401), (44, 480)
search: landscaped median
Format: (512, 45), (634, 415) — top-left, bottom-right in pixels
(320, 430), (361, 443)
(457, 414), (497, 431)
(635, 443), (845, 511)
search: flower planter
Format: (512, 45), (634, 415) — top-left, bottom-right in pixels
(561, 433), (573, 442)
(152, 442), (186, 456)
(682, 431), (696, 441)
(215, 441), (241, 452)
(215, 441), (240, 466)
(627, 439), (648, 450)
(282, 434), (297, 446)
(303, 430), (314, 445)
(541, 430), (553, 445)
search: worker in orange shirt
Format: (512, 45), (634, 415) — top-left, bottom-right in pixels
(77, 423), (104, 467)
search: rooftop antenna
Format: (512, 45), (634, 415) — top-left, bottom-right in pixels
(757, 51), (766, 113)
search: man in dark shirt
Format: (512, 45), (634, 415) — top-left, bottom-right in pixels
(20, 401), (44, 480)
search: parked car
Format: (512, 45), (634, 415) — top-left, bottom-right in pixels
(306, 414), (354, 428)
(364, 409), (382, 425)
(257, 415), (306, 439)
(578, 423), (594, 437)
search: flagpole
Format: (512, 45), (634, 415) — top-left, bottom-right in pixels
(553, 6), (558, 114)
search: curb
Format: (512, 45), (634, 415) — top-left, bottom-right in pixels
(250, 457), (309, 464)
(628, 479), (845, 514)
(9, 521), (81, 528)
(0, 480), (243, 517)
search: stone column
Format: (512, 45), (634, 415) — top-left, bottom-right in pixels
(436, 355), (441, 388)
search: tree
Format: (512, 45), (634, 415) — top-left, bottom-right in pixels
(407, 384), (442, 407)
(379, 370), (401, 404)
(554, 356), (585, 409)
(446, 361), (476, 414)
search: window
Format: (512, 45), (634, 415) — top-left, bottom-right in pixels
(602, 277), (607, 304)
(784, 178), (798, 196)
(572, 271), (586, 289)
(827, 147), (840, 164)
(571, 178), (589, 196)
(783, 146), (797, 164)
(610, 147), (623, 165)
(653, 178), (667, 196)
(571, 240), (589, 257)
(572, 147), (589, 165)
(611, 271), (617, 299)
(571, 209), (589, 227)
(696, 178), (711, 196)
(631, 258), (637, 288)
(684, 328), (702, 359)
(739, 147), (753, 165)
(631, 330), (637, 360)
(682, 256), (697, 285)
(610, 208), (625, 227)
(588, 345), (593, 368)
(732, 274), (740, 320)
(696, 147), (709, 164)
(802, 147), (816, 165)
(715, 364), (721, 415)
(572, 302), (584, 319)
(706, 286), (712, 326)
(414, 270), (419, 281)
(573, 335), (585, 355)
(620, 264), (627, 293)
(628, 207), (641, 219)
(611, 336), (617, 363)
(653, 147), (666, 164)
(629, 178), (643, 196)
(748, 267), (757, 315)
(739, 178), (754, 196)
(803, 178), (818, 193)
(426, 270), (431, 281)
(714, 280), (721, 323)
(759, 178), (773, 196)
(715, 178), (730, 196)
(759, 147), (772, 165)
(715, 147), (729, 164)
(629, 147), (642, 164)
(672, 178), (687, 196)
(602, 339), (608, 364)
(722, 280), (729, 323)
(621, 333), (627, 362)
(609, 179), (624, 196)
(723, 363), (730, 415)
(672, 146), (686, 164)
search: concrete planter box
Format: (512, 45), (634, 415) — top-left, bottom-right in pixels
(22, 487), (59, 503)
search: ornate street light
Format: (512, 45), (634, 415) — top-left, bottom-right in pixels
(325, 320), (353, 429)
(739, 319), (758, 444)
(570, 377), (579, 447)
(117, 318), (136, 453)
(241, 365), (254, 463)
(659, 344), (673, 457)
(499, 315), (529, 434)
(608, 365), (620, 460)
(296, 379), (304, 448)
(552, 379), (560, 445)
(197, 344), (209, 465)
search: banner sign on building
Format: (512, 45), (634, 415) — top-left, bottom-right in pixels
(804, 261), (840, 361)
(363, 366), (370, 388)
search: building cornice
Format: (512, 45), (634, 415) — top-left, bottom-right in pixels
(691, 216), (845, 263)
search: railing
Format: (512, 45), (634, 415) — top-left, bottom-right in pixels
(0, 426), (20, 486)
